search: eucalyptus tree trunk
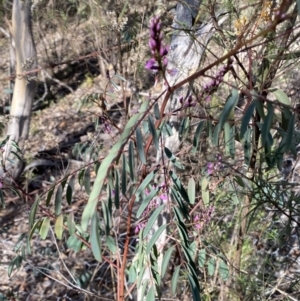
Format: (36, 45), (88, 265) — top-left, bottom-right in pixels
(2, 0), (37, 181)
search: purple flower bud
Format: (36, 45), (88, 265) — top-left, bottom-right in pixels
(160, 45), (169, 56)
(149, 38), (157, 51)
(145, 58), (158, 70)
(163, 57), (168, 66)
(150, 18), (156, 30)
(179, 96), (183, 104)
(156, 20), (161, 32)
(150, 28), (156, 39)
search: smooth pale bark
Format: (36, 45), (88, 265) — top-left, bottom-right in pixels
(3, 0), (37, 180)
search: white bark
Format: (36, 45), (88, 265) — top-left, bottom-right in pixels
(2, 0), (37, 180)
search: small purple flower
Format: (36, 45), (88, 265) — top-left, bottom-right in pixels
(145, 58), (159, 70)
(135, 222), (146, 234)
(207, 162), (214, 175)
(168, 68), (178, 77)
(160, 193), (167, 201)
(160, 45), (169, 57)
(163, 57), (168, 67)
(194, 215), (201, 229)
(149, 38), (157, 51)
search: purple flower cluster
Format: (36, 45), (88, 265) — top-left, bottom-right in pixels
(180, 95), (196, 108)
(203, 65), (227, 94)
(207, 154), (223, 175)
(202, 59), (233, 100)
(194, 206), (215, 230)
(145, 16), (169, 71)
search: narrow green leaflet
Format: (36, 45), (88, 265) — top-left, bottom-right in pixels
(254, 97), (265, 119)
(55, 185), (62, 216)
(143, 204), (165, 239)
(192, 121), (205, 154)
(171, 187), (189, 219)
(188, 178), (195, 205)
(106, 235), (117, 254)
(174, 207), (189, 246)
(244, 128), (251, 165)
(66, 175), (75, 205)
(154, 102), (161, 120)
(28, 219), (42, 242)
(201, 178), (209, 207)
(146, 286), (155, 301)
(136, 126), (146, 164)
(281, 107), (292, 131)
(128, 264), (137, 283)
(224, 122), (231, 156)
(128, 140), (135, 182)
(161, 246), (174, 278)
(55, 214), (64, 240)
(60, 174), (69, 190)
(169, 171), (189, 203)
(67, 212), (76, 236)
(284, 113), (295, 153)
(84, 167), (91, 195)
(240, 101), (255, 139)
(136, 188), (158, 218)
(115, 169), (120, 209)
(135, 169), (157, 199)
(122, 154), (127, 195)
(164, 147), (184, 169)
(261, 102), (274, 148)
(0, 189), (3, 207)
(39, 217), (50, 240)
(179, 117), (190, 141)
(45, 186), (54, 207)
(171, 265), (181, 295)
(269, 87), (291, 106)
(213, 89), (238, 145)
(188, 273), (201, 301)
(146, 224), (167, 254)
(8, 255), (23, 277)
(29, 197), (40, 228)
(198, 249), (206, 268)
(81, 100), (149, 231)
(78, 169), (86, 188)
(148, 115), (159, 150)
(208, 257), (216, 276)
(90, 213), (102, 262)
(67, 235), (83, 252)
